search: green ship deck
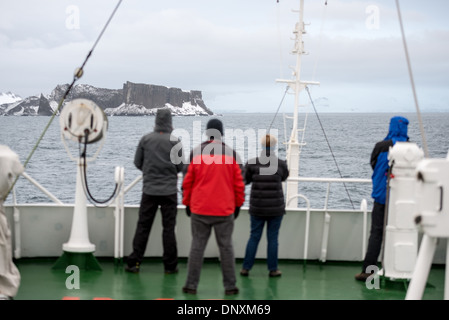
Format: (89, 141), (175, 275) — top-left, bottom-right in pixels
(13, 257), (445, 300)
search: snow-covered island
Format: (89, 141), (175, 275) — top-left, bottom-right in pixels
(0, 81), (214, 116)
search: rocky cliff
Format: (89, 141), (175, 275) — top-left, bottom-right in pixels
(0, 81), (214, 116)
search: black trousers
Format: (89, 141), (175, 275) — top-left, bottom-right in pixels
(127, 193), (178, 271)
(362, 201), (385, 272)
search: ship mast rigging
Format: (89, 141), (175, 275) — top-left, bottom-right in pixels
(276, 0), (319, 209)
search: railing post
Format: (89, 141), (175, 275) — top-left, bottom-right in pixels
(319, 182), (332, 262)
(12, 187), (21, 259)
(113, 166), (124, 262)
(360, 199), (368, 259)
(21, 172), (63, 204)
(287, 194), (310, 263)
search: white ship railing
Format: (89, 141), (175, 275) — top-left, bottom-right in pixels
(10, 172), (371, 262)
(287, 194), (310, 262)
(114, 174), (142, 259)
(21, 172), (63, 205)
(11, 172), (64, 258)
(114, 175), (372, 261)
(286, 176), (371, 262)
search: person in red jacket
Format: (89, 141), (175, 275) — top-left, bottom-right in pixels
(182, 118), (245, 296)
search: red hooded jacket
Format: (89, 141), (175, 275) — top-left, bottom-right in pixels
(182, 140), (245, 216)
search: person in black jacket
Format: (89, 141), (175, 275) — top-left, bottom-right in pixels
(240, 134), (289, 277)
(125, 108), (184, 274)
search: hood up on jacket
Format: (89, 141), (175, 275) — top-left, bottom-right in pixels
(154, 108), (173, 133)
(384, 116), (409, 144)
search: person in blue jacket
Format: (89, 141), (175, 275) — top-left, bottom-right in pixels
(355, 116), (409, 281)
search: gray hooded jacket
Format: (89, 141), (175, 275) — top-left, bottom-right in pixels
(134, 108), (184, 196)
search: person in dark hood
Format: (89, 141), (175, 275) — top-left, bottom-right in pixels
(126, 108), (184, 274)
(355, 116), (409, 281)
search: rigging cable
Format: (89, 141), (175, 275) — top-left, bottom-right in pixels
(395, 0), (429, 158)
(305, 86), (355, 210)
(276, 0), (285, 80)
(267, 86), (289, 132)
(379, 0), (430, 275)
(2, 0), (123, 202)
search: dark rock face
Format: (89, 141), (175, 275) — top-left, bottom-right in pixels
(122, 81), (213, 114)
(0, 82), (213, 116)
(50, 84), (124, 111)
(191, 90), (214, 115)
(37, 94), (54, 116)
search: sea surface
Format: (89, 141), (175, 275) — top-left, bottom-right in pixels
(1, 112), (448, 209)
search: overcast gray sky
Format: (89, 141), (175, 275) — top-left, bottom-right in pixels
(0, 0), (448, 113)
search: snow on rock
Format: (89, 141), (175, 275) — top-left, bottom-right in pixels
(0, 92), (22, 105)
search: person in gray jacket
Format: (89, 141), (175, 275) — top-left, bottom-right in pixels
(126, 108), (184, 274)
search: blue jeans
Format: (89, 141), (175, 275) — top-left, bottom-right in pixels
(242, 215), (283, 272)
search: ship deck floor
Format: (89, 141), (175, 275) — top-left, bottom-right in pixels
(13, 257), (445, 301)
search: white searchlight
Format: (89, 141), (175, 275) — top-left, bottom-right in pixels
(382, 142), (424, 280)
(60, 98), (108, 154)
(54, 99), (123, 271)
(406, 151), (449, 300)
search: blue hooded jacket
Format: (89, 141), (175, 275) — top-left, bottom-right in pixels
(370, 116), (409, 204)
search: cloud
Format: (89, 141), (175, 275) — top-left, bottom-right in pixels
(0, 0), (448, 113)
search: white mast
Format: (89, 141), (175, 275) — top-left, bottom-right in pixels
(276, 0), (319, 209)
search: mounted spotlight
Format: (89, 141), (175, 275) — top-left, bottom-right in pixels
(60, 98), (108, 145)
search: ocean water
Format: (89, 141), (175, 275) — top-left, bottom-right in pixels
(1, 112), (448, 209)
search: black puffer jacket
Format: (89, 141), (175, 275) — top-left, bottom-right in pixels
(244, 151), (289, 217)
